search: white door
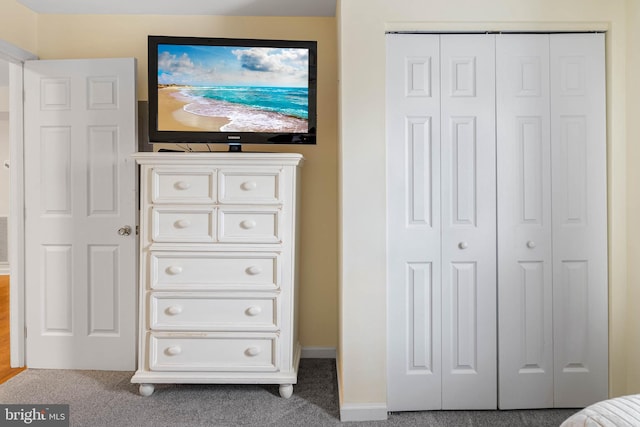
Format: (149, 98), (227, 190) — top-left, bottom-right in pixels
(496, 34), (554, 409)
(387, 33), (442, 411)
(550, 33), (607, 407)
(497, 33), (607, 409)
(386, 33), (497, 411)
(24, 58), (137, 370)
(388, 32), (607, 411)
(439, 34), (497, 410)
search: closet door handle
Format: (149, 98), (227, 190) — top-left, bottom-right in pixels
(527, 241), (536, 249)
(458, 241), (468, 250)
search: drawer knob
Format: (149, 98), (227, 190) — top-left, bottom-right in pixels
(166, 266), (183, 275)
(175, 219), (191, 229)
(458, 241), (468, 250)
(527, 241), (537, 249)
(240, 219), (257, 229)
(241, 181), (257, 191)
(245, 346), (261, 357)
(245, 265), (263, 275)
(245, 306), (262, 316)
(165, 346), (182, 356)
(166, 305), (183, 316)
(174, 181), (191, 190)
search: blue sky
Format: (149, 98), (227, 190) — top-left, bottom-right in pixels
(157, 44), (309, 88)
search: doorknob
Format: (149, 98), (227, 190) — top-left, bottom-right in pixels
(118, 225), (132, 236)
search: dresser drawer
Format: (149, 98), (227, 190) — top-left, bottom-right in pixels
(149, 333), (278, 372)
(151, 207), (215, 242)
(150, 252), (279, 290)
(219, 208), (281, 243)
(219, 169), (281, 204)
(151, 168), (216, 204)
(150, 294), (277, 331)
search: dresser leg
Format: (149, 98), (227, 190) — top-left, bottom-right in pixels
(139, 384), (155, 397)
(279, 384), (293, 399)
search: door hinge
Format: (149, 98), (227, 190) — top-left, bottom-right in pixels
(136, 225), (139, 235)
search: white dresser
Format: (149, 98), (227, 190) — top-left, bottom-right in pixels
(131, 152), (303, 398)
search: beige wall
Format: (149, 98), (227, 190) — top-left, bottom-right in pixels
(338, 0), (636, 412)
(32, 14), (339, 349)
(0, 0), (36, 53)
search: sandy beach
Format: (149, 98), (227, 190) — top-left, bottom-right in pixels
(157, 86), (309, 133)
(158, 87), (230, 131)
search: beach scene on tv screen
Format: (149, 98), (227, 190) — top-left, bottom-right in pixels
(156, 43), (310, 133)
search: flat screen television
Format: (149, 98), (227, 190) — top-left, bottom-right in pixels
(147, 35), (317, 150)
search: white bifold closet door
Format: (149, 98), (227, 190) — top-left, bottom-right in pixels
(386, 33), (497, 411)
(387, 32), (607, 412)
(497, 33), (607, 409)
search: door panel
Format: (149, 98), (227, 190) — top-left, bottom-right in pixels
(387, 33), (497, 412)
(440, 34), (497, 410)
(551, 33), (607, 407)
(386, 33), (442, 412)
(496, 34), (553, 409)
(25, 58), (137, 370)
(449, 261), (478, 372)
(407, 262), (434, 370)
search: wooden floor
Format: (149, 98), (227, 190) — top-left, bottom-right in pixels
(0, 275), (25, 384)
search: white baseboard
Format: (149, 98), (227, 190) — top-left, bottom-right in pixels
(300, 346), (336, 359)
(0, 262), (8, 275)
(335, 350), (388, 422)
(339, 403), (388, 422)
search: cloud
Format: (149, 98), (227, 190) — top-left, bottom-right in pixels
(158, 51), (196, 74)
(157, 51), (217, 85)
(157, 46), (309, 87)
(232, 48), (308, 74)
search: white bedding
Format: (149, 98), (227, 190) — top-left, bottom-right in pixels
(560, 394), (640, 427)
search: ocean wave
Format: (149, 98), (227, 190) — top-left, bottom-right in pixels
(182, 86), (308, 120)
(182, 97), (309, 133)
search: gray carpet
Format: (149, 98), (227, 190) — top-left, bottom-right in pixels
(0, 359), (579, 426)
